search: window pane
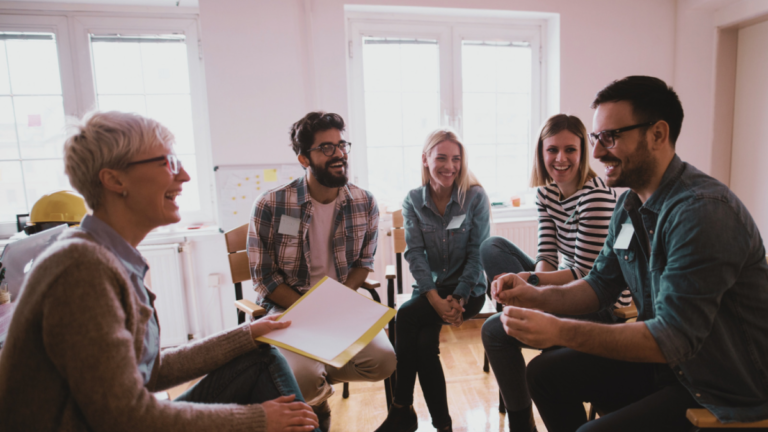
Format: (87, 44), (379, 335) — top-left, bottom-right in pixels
(97, 95), (147, 116)
(0, 41), (11, 95)
(22, 159), (71, 210)
(462, 41), (532, 200)
(0, 97), (18, 159)
(146, 95), (195, 155)
(0, 161), (27, 221)
(141, 42), (190, 95)
(91, 41), (144, 95)
(176, 154), (200, 212)
(15, 95), (66, 159)
(362, 38), (440, 205)
(5, 35), (62, 95)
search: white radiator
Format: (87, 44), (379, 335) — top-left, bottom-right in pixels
(138, 243), (200, 348)
(371, 216), (538, 296)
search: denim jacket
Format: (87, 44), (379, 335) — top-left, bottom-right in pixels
(584, 155), (768, 423)
(402, 184), (490, 301)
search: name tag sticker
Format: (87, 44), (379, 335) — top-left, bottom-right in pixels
(614, 222), (635, 250)
(446, 214), (466, 230)
(278, 215), (301, 237)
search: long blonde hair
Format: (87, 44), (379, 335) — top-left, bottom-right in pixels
(421, 128), (482, 208)
(530, 114), (596, 189)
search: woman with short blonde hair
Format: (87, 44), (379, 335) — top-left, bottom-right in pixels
(0, 111), (319, 432)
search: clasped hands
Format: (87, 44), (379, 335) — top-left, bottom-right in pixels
(426, 291), (465, 327)
(491, 272), (562, 349)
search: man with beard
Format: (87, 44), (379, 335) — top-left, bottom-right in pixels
(248, 112), (395, 431)
(492, 76), (768, 431)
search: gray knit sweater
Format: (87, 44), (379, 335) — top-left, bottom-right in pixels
(0, 229), (267, 431)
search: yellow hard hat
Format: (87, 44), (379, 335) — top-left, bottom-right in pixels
(29, 190), (88, 224)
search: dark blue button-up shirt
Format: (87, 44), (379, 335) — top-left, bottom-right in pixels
(584, 155), (768, 423)
(80, 215), (159, 385)
(402, 185), (490, 300)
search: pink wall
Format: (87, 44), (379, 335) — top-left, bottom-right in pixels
(199, 0), (676, 168)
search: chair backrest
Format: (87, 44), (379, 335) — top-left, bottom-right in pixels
(224, 223), (250, 283)
(391, 209), (406, 254)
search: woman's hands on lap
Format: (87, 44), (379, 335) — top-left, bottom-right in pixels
(427, 291), (464, 327)
(263, 394), (319, 432)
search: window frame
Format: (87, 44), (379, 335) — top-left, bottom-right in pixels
(345, 8), (555, 215)
(0, 11), (215, 237)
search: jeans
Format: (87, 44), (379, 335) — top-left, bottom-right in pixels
(176, 344), (321, 431)
(393, 287), (486, 429)
(480, 237), (616, 413)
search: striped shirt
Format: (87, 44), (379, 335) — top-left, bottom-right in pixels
(535, 177), (632, 308)
(247, 176), (379, 312)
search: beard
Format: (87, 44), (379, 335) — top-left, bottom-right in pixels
(309, 156), (349, 188)
(602, 136), (655, 190)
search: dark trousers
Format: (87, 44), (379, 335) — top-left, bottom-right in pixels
(526, 347), (758, 432)
(393, 287), (485, 428)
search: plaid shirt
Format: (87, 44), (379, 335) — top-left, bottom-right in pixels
(248, 176), (379, 311)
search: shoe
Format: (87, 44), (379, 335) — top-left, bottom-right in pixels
(313, 400), (331, 432)
(374, 404), (418, 432)
(507, 405), (537, 432)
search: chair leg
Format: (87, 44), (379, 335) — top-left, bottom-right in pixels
(342, 382), (350, 399)
(483, 351), (490, 373)
(588, 403), (596, 420)
(384, 376), (393, 411)
(499, 391), (506, 414)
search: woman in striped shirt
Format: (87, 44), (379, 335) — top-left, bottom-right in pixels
(480, 114), (629, 432)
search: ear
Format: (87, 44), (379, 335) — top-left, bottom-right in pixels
(98, 168), (127, 195)
(298, 153), (310, 168)
(649, 121), (670, 150)
(422, 152), (428, 168)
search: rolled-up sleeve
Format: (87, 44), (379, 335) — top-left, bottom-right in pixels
(353, 194), (379, 270)
(455, 190), (491, 300)
(644, 199), (750, 366)
(403, 193), (437, 295)
(248, 198), (284, 294)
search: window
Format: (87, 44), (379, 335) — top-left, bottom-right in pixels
(0, 14), (213, 236)
(0, 32), (70, 224)
(347, 9), (553, 209)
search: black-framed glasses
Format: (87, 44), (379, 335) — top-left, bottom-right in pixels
(126, 154), (182, 174)
(307, 141), (352, 157)
(588, 121), (657, 149)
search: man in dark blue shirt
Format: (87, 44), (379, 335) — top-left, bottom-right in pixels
(493, 76), (768, 431)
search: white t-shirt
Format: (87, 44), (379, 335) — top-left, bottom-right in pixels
(308, 195), (339, 287)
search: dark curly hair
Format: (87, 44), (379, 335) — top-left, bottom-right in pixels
(591, 76), (684, 146)
(289, 112), (345, 156)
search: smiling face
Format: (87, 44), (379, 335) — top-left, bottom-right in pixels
(423, 140), (461, 190)
(542, 130), (581, 190)
(123, 145), (190, 230)
(305, 128), (349, 188)
(592, 101), (655, 190)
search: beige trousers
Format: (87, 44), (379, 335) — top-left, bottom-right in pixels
(278, 330), (396, 406)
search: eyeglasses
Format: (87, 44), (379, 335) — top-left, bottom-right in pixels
(126, 154), (182, 174)
(307, 141), (352, 157)
(588, 121), (657, 149)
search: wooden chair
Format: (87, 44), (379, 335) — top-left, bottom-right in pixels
(686, 409), (768, 430)
(223, 223), (393, 409)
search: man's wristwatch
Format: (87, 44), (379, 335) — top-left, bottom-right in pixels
(527, 273), (540, 286)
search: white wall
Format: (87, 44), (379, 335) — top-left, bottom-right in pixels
(199, 0), (676, 172)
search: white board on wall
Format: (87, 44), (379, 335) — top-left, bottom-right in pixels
(214, 164), (306, 231)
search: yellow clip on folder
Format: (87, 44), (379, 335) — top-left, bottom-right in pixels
(256, 276), (396, 368)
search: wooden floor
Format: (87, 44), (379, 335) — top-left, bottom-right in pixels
(327, 320), (548, 432)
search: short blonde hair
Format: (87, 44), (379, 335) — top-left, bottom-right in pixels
(530, 114), (596, 189)
(64, 111), (174, 210)
(421, 128), (482, 208)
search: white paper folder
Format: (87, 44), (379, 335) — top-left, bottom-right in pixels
(256, 276), (396, 368)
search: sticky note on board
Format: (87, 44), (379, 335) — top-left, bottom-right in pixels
(264, 169), (278, 182)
